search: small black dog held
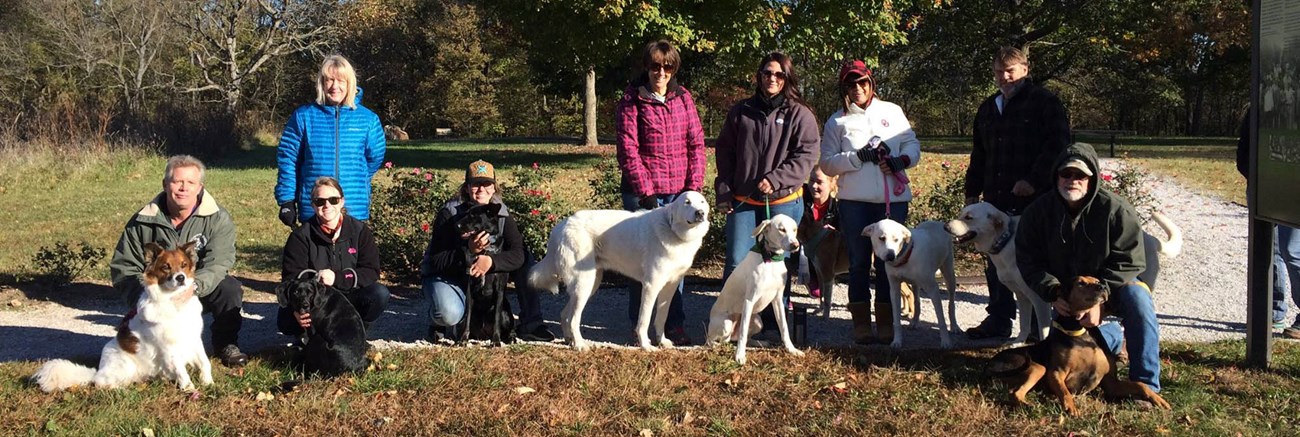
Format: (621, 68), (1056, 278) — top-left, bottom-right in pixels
(453, 202), (515, 344)
(276, 271), (369, 377)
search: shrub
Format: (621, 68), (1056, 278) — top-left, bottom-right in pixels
(370, 163), (454, 285)
(907, 160), (967, 227)
(1101, 158), (1158, 222)
(587, 160), (623, 210)
(500, 163), (568, 258)
(30, 241), (106, 286)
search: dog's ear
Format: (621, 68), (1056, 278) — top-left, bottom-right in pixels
(482, 202), (502, 216)
(275, 281), (293, 308)
(752, 220), (771, 238)
(143, 242), (164, 265)
(178, 240), (199, 260)
(311, 282), (331, 312)
(861, 223), (877, 237)
(991, 213), (1005, 231)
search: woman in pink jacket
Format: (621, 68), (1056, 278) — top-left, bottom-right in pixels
(614, 39), (706, 345)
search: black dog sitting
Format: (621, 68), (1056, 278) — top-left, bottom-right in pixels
(454, 202), (515, 345)
(276, 270), (369, 377)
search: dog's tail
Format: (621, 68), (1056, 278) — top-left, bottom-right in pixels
(986, 347), (1032, 379)
(32, 359), (97, 392)
(1150, 212), (1183, 258)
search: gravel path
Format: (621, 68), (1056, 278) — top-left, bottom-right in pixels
(0, 159), (1279, 362)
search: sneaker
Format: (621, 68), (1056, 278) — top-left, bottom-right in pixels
(664, 326), (693, 346)
(1283, 326), (1300, 340)
(217, 344), (248, 368)
(747, 329), (781, 348)
(965, 316), (1012, 340)
(518, 325), (557, 342)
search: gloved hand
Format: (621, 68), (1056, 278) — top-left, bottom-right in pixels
(638, 195), (659, 211)
(797, 251), (810, 285)
(278, 201), (298, 227)
(884, 156), (908, 173)
(855, 138), (891, 164)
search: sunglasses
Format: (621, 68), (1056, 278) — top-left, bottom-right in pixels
(1057, 171), (1089, 181)
(312, 196), (342, 207)
(760, 69), (787, 80)
(852, 77), (871, 87)
(650, 62), (676, 73)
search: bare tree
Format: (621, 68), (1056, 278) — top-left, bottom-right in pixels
(101, 0), (177, 112)
(175, 0), (336, 113)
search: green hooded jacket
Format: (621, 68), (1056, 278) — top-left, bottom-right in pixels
(1015, 143), (1146, 299)
(109, 189), (237, 299)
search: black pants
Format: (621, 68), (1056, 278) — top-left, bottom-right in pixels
(125, 275), (244, 350)
(983, 257), (1017, 326)
(277, 282), (391, 337)
(510, 252), (546, 332)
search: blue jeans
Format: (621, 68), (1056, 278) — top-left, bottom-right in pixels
(622, 192), (686, 329)
(1272, 225), (1300, 324)
(424, 275), (467, 328)
(1096, 282), (1162, 392)
(837, 200), (908, 303)
(721, 196), (804, 332)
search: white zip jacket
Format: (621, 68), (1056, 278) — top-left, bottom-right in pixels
(818, 98), (921, 203)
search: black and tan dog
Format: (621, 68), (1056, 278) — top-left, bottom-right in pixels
(987, 276), (1170, 415)
(454, 202), (514, 345)
(276, 271), (369, 378)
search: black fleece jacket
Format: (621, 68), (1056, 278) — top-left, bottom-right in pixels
(281, 214), (380, 290)
(419, 197), (525, 281)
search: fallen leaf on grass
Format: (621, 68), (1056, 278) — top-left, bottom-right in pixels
(8, 299), (21, 307)
(680, 411), (693, 425)
(1156, 425), (1171, 434)
(187, 391), (202, 401)
(386, 363), (398, 370)
(141, 428), (155, 437)
(639, 429), (653, 436)
(813, 400), (822, 410)
(372, 351), (383, 362)
(514, 386), (536, 395)
(255, 391), (274, 401)
(826, 382), (848, 394)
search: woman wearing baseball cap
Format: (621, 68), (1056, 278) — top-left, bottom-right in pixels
(418, 160), (556, 342)
(818, 59), (922, 344)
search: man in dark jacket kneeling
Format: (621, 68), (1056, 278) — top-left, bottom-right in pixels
(1016, 143), (1162, 393)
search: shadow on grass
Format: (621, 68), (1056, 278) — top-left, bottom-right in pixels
(238, 243), (284, 276)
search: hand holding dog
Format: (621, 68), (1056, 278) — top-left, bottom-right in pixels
(757, 178), (774, 195)
(171, 284), (196, 306)
(1052, 298), (1103, 328)
(469, 255), (493, 277)
(465, 231), (490, 254)
(295, 310), (312, 329)
(1011, 180), (1036, 197)
(316, 269), (336, 286)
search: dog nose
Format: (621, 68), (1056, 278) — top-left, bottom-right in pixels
(884, 251), (896, 262)
(173, 273), (187, 282)
(790, 241), (801, 251)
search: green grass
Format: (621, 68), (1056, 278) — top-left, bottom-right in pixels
(3, 341), (1299, 435)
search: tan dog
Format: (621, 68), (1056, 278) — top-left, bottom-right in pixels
(988, 276), (1171, 415)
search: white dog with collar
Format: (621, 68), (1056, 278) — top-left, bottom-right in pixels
(706, 214), (804, 364)
(862, 219), (960, 350)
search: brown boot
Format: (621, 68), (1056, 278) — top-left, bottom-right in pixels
(874, 301), (895, 344)
(847, 302), (875, 345)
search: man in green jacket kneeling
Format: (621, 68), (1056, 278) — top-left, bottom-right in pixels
(109, 155), (248, 367)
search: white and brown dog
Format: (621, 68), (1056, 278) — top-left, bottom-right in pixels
(33, 242), (212, 392)
(707, 214), (805, 365)
(945, 202), (1183, 345)
(862, 219), (960, 350)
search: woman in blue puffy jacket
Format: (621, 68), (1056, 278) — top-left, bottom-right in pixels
(275, 54), (386, 226)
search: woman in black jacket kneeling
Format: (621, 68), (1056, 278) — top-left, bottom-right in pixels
(279, 177), (390, 337)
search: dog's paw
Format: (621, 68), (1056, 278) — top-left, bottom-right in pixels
(571, 340), (591, 352)
(735, 352), (747, 365)
(640, 342), (660, 352)
(890, 339), (903, 351)
(788, 349), (805, 357)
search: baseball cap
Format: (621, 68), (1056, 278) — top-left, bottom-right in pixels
(465, 159), (496, 184)
(1058, 158), (1093, 176)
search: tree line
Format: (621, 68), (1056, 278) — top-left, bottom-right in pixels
(0, 0), (1249, 155)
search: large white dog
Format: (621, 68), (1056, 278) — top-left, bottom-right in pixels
(945, 201), (1183, 345)
(706, 214), (804, 365)
(529, 191), (710, 351)
(862, 219), (960, 350)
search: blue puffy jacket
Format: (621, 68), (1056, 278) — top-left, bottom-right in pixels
(275, 87), (387, 221)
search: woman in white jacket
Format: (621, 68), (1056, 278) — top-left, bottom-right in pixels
(818, 59), (921, 345)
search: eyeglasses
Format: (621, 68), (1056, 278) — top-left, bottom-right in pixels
(853, 77), (871, 88)
(312, 196), (342, 207)
(1057, 171), (1089, 181)
(760, 69), (787, 80)
(650, 62), (676, 73)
